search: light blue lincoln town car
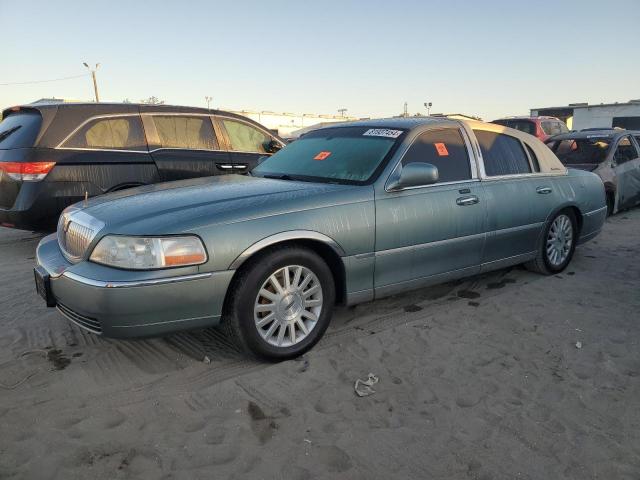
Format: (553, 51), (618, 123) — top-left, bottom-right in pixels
(35, 117), (607, 359)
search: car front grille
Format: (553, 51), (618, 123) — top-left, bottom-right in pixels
(57, 302), (103, 334)
(57, 210), (104, 262)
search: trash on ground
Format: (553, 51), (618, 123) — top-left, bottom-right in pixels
(575, 341), (583, 349)
(354, 373), (379, 397)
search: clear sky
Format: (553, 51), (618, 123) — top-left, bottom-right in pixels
(1, 0), (639, 120)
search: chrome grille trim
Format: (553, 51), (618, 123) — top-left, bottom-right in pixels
(57, 303), (102, 334)
(57, 209), (105, 263)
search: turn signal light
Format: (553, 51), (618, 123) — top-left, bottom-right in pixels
(0, 162), (56, 181)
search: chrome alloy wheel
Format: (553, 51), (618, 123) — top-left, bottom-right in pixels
(254, 265), (323, 347)
(546, 214), (573, 266)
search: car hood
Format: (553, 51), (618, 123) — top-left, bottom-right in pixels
(75, 175), (366, 234)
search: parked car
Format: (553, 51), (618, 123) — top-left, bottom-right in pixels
(34, 118), (606, 359)
(492, 116), (569, 141)
(0, 102), (284, 230)
(546, 129), (640, 215)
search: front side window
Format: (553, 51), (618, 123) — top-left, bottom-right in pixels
(222, 119), (270, 153)
(613, 136), (639, 164)
(474, 130), (532, 176)
(253, 126), (404, 184)
(64, 116), (146, 150)
(401, 128), (471, 183)
(152, 116), (218, 150)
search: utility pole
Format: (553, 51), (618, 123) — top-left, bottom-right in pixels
(205, 96), (213, 110)
(403, 102), (408, 117)
(83, 62), (100, 102)
(338, 108), (347, 117)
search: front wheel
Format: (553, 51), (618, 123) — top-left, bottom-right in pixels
(525, 210), (577, 275)
(222, 246), (335, 360)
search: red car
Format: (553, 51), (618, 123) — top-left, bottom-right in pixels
(491, 116), (569, 142)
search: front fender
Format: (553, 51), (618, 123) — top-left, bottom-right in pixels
(228, 230), (346, 270)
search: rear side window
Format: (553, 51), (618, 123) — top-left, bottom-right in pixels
(541, 120), (568, 136)
(475, 130), (532, 176)
(401, 128), (471, 183)
(152, 116), (218, 150)
(0, 111), (42, 149)
(494, 119), (536, 136)
(524, 143), (540, 172)
(63, 116), (146, 150)
(222, 119), (269, 153)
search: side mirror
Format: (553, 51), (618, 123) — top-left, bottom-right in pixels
(387, 162), (439, 191)
(266, 139), (283, 154)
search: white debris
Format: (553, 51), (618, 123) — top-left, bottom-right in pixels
(354, 373), (379, 397)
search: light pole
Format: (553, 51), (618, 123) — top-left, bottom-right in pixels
(338, 108), (347, 118)
(83, 62), (100, 102)
(205, 96), (213, 110)
(424, 102), (433, 116)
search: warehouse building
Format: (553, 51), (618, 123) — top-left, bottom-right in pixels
(531, 100), (640, 130)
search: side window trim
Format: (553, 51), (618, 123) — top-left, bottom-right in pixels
(522, 141), (540, 173)
(56, 113), (148, 152)
(384, 126), (477, 192)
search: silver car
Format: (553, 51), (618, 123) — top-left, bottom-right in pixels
(35, 118), (607, 359)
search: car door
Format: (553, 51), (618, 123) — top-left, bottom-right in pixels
(217, 116), (282, 174)
(611, 135), (640, 209)
(474, 129), (559, 267)
(144, 114), (230, 181)
(56, 114), (159, 193)
(374, 126), (486, 292)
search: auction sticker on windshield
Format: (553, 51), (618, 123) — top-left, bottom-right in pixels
(363, 129), (403, 139)
(314, 151), (332, 160)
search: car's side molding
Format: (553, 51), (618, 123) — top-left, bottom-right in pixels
(228, 230), (346, 270)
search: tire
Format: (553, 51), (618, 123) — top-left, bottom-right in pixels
(525, 210), (577, 275)
(222, 245), (335, 360)
(606, 192), (615, 216)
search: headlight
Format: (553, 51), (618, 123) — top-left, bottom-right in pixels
(89, 235), (207, 270)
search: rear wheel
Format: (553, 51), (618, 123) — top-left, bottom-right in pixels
(222, 246), (335, 360)
(525, 210), (577, 275)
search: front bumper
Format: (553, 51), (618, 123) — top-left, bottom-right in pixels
(35, 233), (234, 338)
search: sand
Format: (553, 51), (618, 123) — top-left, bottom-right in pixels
(1, 209), (639, 479)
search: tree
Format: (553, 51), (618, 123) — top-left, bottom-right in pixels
(140, 96), (165, 105)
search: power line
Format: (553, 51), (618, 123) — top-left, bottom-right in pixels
(0, 73), (89, 86)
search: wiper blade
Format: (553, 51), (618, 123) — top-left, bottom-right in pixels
(0, 126), (21, 143)
(261, 174), (297, 181)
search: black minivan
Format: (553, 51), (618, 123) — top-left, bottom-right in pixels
(0, 102), (284, 230)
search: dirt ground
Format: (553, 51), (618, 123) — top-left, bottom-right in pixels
(1, 209), (639, 480)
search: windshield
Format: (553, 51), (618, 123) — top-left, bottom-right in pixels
(541, 120), (568, 136)
(547, 137), (611, 165)
(253, 126), (405, 184)
(0, 111), (42, 149)
(493, 119), (536, 136)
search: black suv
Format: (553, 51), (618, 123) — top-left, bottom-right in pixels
(0, 102), (284, 230)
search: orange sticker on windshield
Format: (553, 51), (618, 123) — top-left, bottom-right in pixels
(434, 143), (449, 156)
(314, 151), (332, 160)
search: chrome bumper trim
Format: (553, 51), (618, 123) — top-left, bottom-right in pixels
(61, 271), (213, 288)
(585, 206), (607, 217)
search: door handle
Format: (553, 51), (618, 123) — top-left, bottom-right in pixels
(216, 164), (235, 170)
(232, 164), (248, 170)
(456, 195), (479, 206)
(536, 186), (552, 194)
